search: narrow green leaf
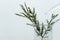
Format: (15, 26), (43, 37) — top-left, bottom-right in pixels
(33, 8), (35, 14)
(41, 23), (44, 36)
(26, 23), (35, 27)
(22, 13), (28, 17)
(24, 3), (28, 11)
(20, 5), (27, 13)
(15, 14), (25, 17)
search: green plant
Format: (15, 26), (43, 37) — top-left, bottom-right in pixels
(15, 3), (60, 40)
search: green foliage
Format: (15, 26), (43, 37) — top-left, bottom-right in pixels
(16, 3), (60, 38)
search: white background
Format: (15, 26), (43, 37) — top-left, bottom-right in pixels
(0, 0), (60, 40)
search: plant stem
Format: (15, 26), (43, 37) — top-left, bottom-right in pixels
(41, 37), (43, 40)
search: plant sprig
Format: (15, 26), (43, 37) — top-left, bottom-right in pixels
(16, 3), (60, 39)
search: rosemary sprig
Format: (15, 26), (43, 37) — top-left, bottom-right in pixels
(16, 3), (60, 39)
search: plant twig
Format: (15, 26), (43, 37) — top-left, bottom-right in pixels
(16, 3), (60, 40)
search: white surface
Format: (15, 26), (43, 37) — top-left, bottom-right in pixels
(0, 0), (60, 40)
